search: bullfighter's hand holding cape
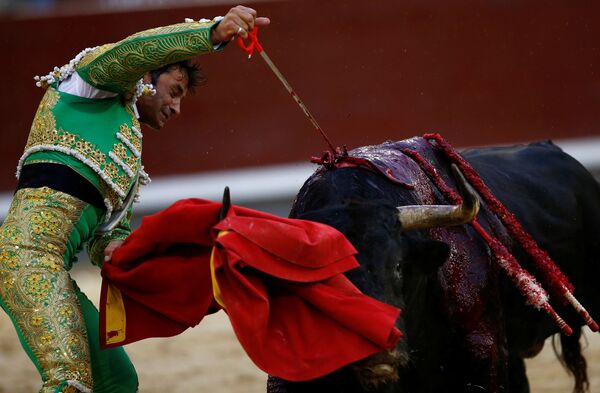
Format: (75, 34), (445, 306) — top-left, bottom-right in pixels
(100, 197), (402, 381)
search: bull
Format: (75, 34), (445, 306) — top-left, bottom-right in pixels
(267, 136), (600, 393)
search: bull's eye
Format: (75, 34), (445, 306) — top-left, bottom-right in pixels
(394, 262), (402, 279)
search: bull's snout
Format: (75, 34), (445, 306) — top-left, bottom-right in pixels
(369, 363), (395, 377)
(351, 350), (409, 389)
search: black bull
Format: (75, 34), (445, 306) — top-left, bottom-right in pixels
(267, 138), (600, 393)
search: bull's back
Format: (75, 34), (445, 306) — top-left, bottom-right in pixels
(462, 141), (600, 319)
(462, 141), (599, 247)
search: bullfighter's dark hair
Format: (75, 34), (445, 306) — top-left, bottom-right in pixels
(150, 60), (206, 94)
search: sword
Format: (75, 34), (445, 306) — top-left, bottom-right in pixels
(237, 27), (336, 152)
(95, 177), (138, 235)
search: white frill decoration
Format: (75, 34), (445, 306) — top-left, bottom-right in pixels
(34, 46), (98, 89)
(184, 16), (223, 23)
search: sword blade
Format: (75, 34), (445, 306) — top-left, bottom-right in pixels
(258, 50), (333, 148)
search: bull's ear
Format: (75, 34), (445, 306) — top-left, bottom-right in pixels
(405, 239), (450, 274)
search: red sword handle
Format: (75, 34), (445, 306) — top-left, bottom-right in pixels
(236, 26), (263, 57)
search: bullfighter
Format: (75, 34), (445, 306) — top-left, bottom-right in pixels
(0, 5), (269, 392)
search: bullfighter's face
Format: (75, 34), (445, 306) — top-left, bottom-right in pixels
(137, 67), (189, 130)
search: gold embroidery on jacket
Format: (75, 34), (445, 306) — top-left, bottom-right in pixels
(25, 89), (60, 150)
(82, 23), (212, 92)
(76, 44), (113, 69)
(104, 162), (119, 181)
(21, 88), (140, 205)
(119, 124), (142, 155)
(113, 143), (129, 162)
(110, 142), (138, 179)
(126, 156), (139, 172)
(116, 174), (131, 193)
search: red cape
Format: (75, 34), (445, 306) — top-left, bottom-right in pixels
(100, 199), (401, 381)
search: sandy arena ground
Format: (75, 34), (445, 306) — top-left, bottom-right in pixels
(1, 266), (599, 392)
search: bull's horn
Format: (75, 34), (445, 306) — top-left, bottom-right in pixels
(219, 186), (231, 220)
(397, 164), (480, 231)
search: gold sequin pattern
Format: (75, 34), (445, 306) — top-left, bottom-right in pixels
(0, 187), (93, 390)
(119, 124), (142, 155)
(25, 89), (60, 150)
(104, 162), (119, 181)
(111, 142), (139, 180)
(131, 117), (141, 132)
(116, 174), (131, 194)
(113, 143), (129, 162)
(126, 155), (138, 172)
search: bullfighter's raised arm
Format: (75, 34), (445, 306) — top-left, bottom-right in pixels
(76, 6), (270, 94)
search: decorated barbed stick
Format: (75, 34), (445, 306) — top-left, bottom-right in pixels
(403, 149), (573, 336)
(469, 217), (573, 336)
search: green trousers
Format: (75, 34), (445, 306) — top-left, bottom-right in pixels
(0, 187), (138, 393)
